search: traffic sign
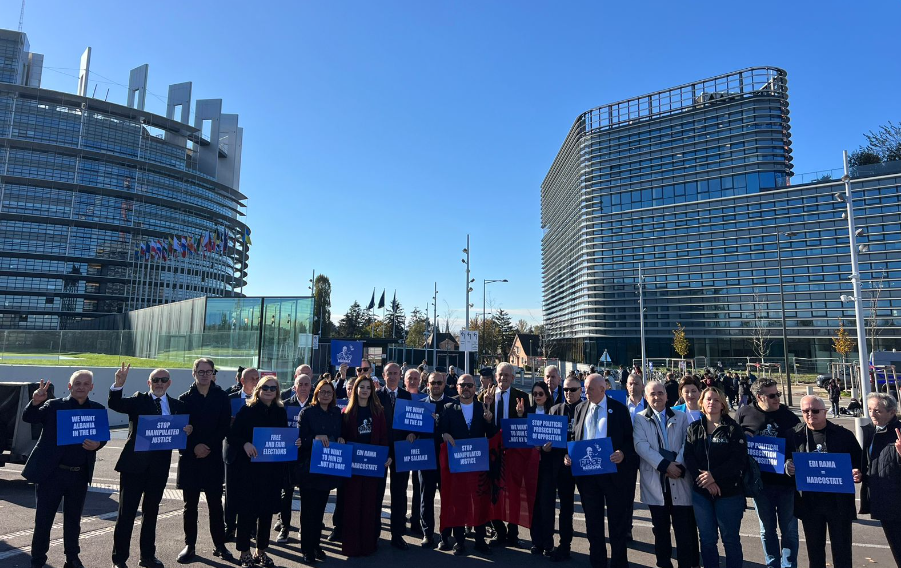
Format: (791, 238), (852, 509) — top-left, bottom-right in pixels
(600, 350), (611, 363)
(459, 331), (479, 352)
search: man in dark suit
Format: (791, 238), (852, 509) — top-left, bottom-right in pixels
(547, 375), (583, 562)
(564, 373), (635, 568)
(417, 371), (453, 548)
(23, 372), (106, 568)
(224, 367), (259, 539)
(376, 361), (415, 550)
(478, 362), (529, 547)
(439, 375), (498, 556)
(545, 365), (563, 405)
(275, 371), (313, 543)
(281, 363), (313, 401)
(109, 363), (190, 568)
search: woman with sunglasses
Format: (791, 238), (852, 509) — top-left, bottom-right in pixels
(296, 379), (345, 563)
(340, 376), (390, 557)
(527, 381), (556, 556)
(227, 377), (288, 567)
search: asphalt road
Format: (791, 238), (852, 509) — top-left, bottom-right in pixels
(0, 421), (894, 568)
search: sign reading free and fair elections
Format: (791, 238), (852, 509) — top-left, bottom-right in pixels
(793, 452), (855, 494)
(310, 440), (352, 477)
(135, 414), (188, 451)
(57, 409), (111, 446)
(251, 427), (299, 462)
(527, 413), (568, 448)
(394, 439), (437, 472)
(747, 435), (786, 474)
(392, 399), (435, 433)
(447, 437), (489, 473)
(568, 438), (617, 476)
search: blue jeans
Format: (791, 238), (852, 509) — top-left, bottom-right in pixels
(753, 485), (798, 567)
(692, 492), (745, 568)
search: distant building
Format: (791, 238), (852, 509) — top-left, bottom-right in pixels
(424, 330), (459, 351)
(509, 333), (540, 368)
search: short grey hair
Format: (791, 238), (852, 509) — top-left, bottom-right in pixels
(645, 379), (664, 392)
(544, 365), (560, 376)
(496, 362), (514, 375)
(867, 392), (898, 414)
(627, 373), (643, 384)
(69, 369), (93, 385)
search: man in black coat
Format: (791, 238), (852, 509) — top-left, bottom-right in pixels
(224, 367), (260, 539)
(859, 393), (901, 565)
(109, 363), (190, 568)
(376, 361), (415, 550)
(439, 377), (498, 556)
(175, 358), (232, 564)
(547, 375), (583, 562)
(564, 373), (635, 568)
(275, 371), (313, 543)
(786, 395), (862, 568)
(23, 372), (106, 568)
(417, 371), (454, 548)
(545, 365), (563, 405)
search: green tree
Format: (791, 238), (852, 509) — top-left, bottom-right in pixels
(312, 274), (332, 337)
(494, 308), (514, 359)
(337, 301), (364, 338)
(406, 307), (430, 348)
(849, 147), (882, 167)
(864, 121), (901, 162)
(382, 296), (405, 339)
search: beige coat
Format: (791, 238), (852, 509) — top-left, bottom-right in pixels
(632, 406), (693, 507)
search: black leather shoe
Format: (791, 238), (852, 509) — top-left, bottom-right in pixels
(530, 546), (544, 555)
(437, 539), (453, 551)
(326, 529), (341, 542)
(112, 563), (128, 568)
(302, 553), (317, 564)
(421, 534), (436, 549)
(139, 557), (164, 568)
(213, 547), (234, 561)
(506, 537), (524, 549)
(550, 547), (571, 562)
(64, 559), (86, 568)
(176, 546), (195, 564)
(391, 536), (409, 550)
(474, 540), (492, 555)
(489, 537), (506, 547)
(452, 544), (467, 556)
(315, 548), (326, 561)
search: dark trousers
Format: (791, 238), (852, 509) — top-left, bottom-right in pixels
(881, 519), (901, 567)
(577, 474), (630, 568)
(648, 492), (700, 568)
(802, 515), (853, 568)
(556, 467), (576, 549)
(419, 469), (441, 537)
(183, 485), (226, 547)
(112, 469), (167, 563)
(530, 462), (556, 551)
(452, 523), (486, 545)
(236, 509), (272, 553)
(301, 489), (329, 555)
(224, 463), (239, 532)
(410, 471), (421, 528)
(331, 487), (344, 535)
(388, 461), (410, 538)
(278, 478), (299, 532)
(31, 467), (89, 566)
(624, 464), (639, 533)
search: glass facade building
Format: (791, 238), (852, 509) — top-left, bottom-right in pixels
(541, 67), (901, 369)
(0, 29), (250, 330)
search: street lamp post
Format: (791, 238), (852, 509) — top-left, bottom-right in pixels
(432, 282), (438, 370)
(483, 278), (508, 366)
(776, 231), (797, 407)
(638, 264), (647, 379)
(462, 236), (474, 374)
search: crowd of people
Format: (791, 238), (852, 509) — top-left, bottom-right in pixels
(20, 358), (901, 568)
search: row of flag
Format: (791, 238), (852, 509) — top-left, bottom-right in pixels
(135, 227), (251, 261)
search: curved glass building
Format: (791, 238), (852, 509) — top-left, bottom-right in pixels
(0, 29), (249, 330)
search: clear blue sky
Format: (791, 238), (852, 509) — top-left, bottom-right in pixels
(4, 1), (899, 329)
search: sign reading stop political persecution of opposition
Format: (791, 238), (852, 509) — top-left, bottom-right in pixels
(394, 439), (437, 472)
(447, 437), (489, 473)
(747, 435), (786, 474)
(392, 398), (435, 433)
(251, 427), (299, 463)
(527, 413), (568, 449)
(57, 409), (111, 446)
(568, 438), (617, 476)
(310, 439), (352, 477)
(331, 340), (364, 367)
(351, 443), (389, 478)
(502, 418), (531, 449)
(793, 452), (855, 494)
(135, 414), (188, 451)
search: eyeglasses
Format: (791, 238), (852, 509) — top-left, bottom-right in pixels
(763, 392), (782, 400)
(532, 392), (545, 397)
(195, 370), (216, 377)
(458, 383), (475, 388)
(801, 408), (824, 415)
(259, 385), (279, 392)
(318, 389), (334, 396)
(429, 381), (445, 386)
(150, 376), (170, 384)
(563, 387), (581, 393)
(357, 367), (371, 372)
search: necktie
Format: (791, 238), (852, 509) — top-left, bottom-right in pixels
(389, 391), (396, 407)
(658, 413), (669, 450)
(586, 404), (598, 439)
(154, 396), (163, 415)
(497, 391), (505, 426)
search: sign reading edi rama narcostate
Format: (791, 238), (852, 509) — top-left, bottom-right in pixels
(330, 340), (363, 367)
(392, 399), (435, 433)
(351, 443), (389, 478)
(135, 414), (188, 451)
(394, 439), (437, 472)
(251, 427), (299, 462)
(447, 437), (489, 473)
(502, 418), (531, 449)
(527, 413), (568, 448)
(793, 452), (855, 494)
(568, 438), (617, 476)
(310, 440), (352, 477)
(747, 435), (786, 474)
(57, 409), (111, 446)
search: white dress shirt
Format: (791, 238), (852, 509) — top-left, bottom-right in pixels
(111, 384), (170, 414)
(495, 389), (509, 421)
(583, 396), (608, 439)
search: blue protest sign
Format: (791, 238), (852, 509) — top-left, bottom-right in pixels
(310, 440), (352, 477)
(351, 443), (389, 477)
(287, 405), (304, 429)
(793, 452), (855, 494)
(447, 437), (489, 473)
(393, 399), (435, 433)
(568, 438), (617, 476)
(331, 340), (363, 367)
(606, 390), (627, 405)
(747, 436), (786, 474)
(502, 418), (531, 449)
(336, 398), (349, 410)
(57, 409), (111, 446)
(251, 427), (299, 462)
(135, 414), (188, 451)
(527, 413), (568, 449)
(230, 397), (246, 417)
(394, 439), (437, 472)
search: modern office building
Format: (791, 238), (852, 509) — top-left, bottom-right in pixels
(0, 29), (250, 330)
(541, 67), (901, 369)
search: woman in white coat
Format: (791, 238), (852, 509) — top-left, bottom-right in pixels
(633, 380), (700, 568)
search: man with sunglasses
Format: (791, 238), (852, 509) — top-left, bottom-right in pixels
(786, 395), (862, 568)
(418, 371), (453, 548)
(225, 367), (260, 540)
(109, 364), (189, 568)
(547, 376), (584, 561)
(736, 378), (801, 568)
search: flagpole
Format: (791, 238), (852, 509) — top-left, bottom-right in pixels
(391, 290), (396, 339)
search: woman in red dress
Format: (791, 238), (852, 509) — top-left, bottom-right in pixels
(340, 376), (391, 557)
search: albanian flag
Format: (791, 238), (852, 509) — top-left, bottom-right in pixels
(439, 432), (540, 531)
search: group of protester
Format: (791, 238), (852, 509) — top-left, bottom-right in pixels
(20, 357), (901, 568)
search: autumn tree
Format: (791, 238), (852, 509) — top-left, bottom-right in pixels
(672, 323), (690, 359)
(833, 321), (856, 363)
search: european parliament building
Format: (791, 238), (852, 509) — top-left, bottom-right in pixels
(0, 29), (250, 330)
(541, 67), (901, 368)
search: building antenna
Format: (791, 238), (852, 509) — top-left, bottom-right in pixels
(18, 0), (25, 32)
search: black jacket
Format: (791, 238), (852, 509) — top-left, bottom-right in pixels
(376, 386), (413, 452)
(860, 417), (901, 520)
(21, 396), (107, 484)
(735, 402), (800, 487)
(571, 397), (636, 484)
(176, 382), (231, 489)
(227, 401), (288, 513)
(664, 380), (680, 408)
(684, 414), (748, 499)
(439, 400), (498, 441)
(478, 386), (529, 426)
(787, 420), (862, 520)
(549, 401), (579, 478)
(420, 393), (453, 447)
(108, 388), (187, 474)
(297, 404), (344, 490)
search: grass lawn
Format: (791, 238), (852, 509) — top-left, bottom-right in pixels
(0, 352), (193, 369)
